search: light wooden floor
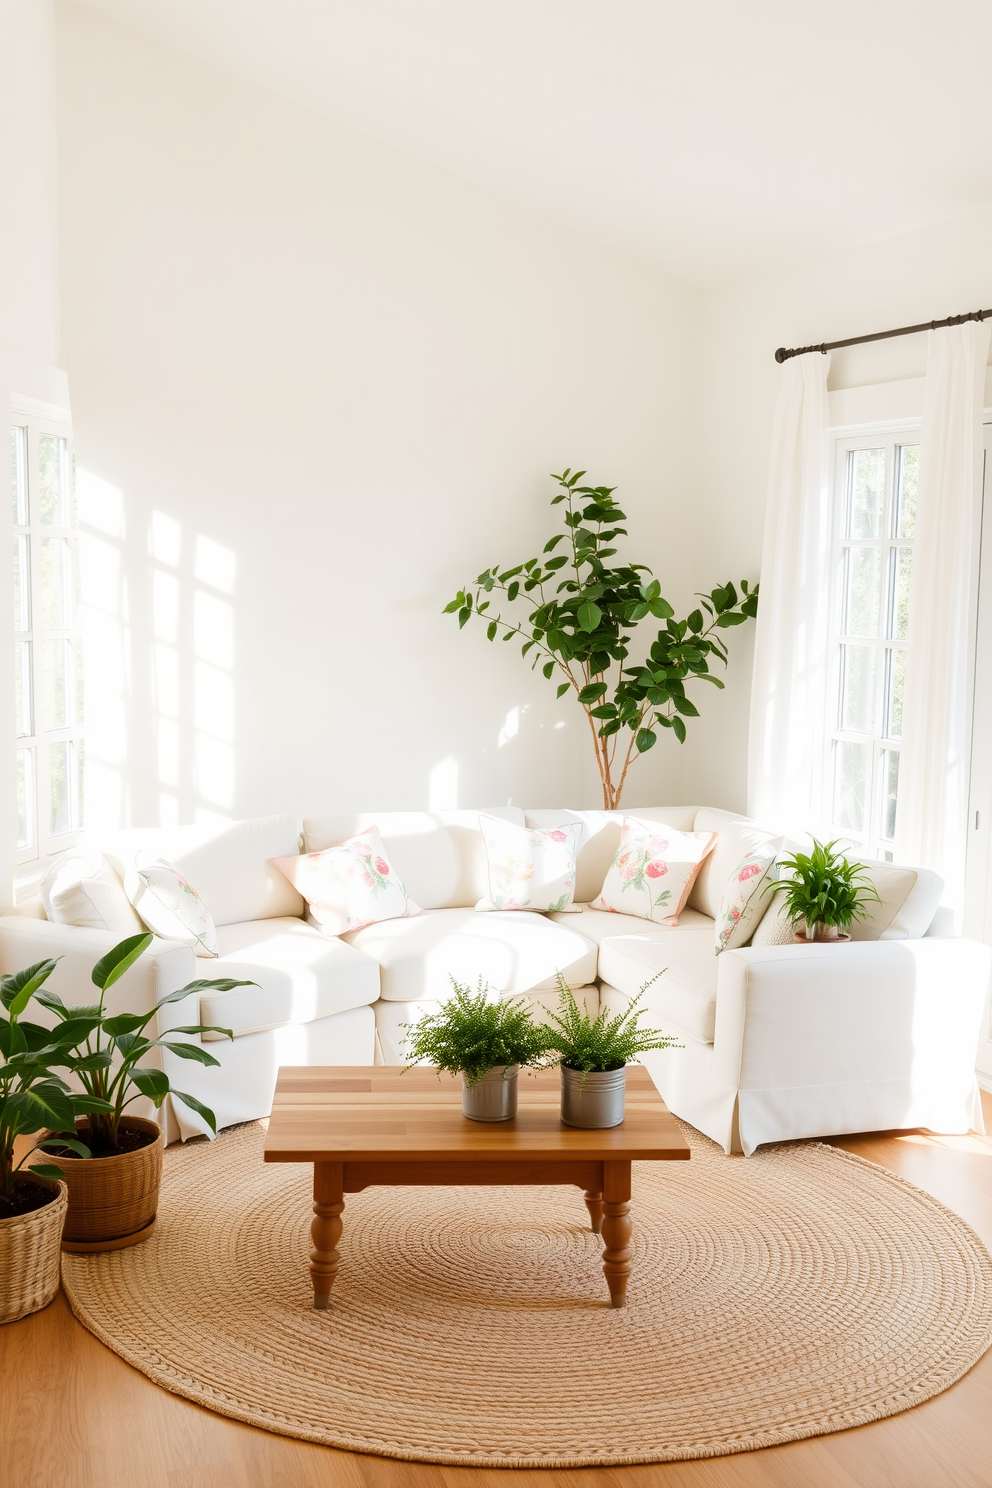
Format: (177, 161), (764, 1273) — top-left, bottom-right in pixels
(3, 1092), (991, 1488)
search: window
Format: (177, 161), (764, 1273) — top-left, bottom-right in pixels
(827, 429), (920, 861)
(12, 414), (84, 865)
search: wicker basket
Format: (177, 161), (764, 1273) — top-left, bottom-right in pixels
(0, 1172), (67, 1324)
(53, 1116), (164, 1252)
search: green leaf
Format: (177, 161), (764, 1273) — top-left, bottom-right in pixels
(590, 705), (616, 719)
(128, 1067), (170, 1104)
(7, 1084), (75, 1133)
(71, 1094), (115, 1114)
(487, 620), (497, 641)
(576, 601), (602, 632)
(91, 934), (153, 992)
(672, 695), (700, 717)
(716, 611), (747, 627)
(577, 682), (607, 703)
(1, 959), (59, 1016)
(671, 715), (687, 744)
(544, 555), (568, 571)
(170, 1089), (218, 1135)
(556, 683), (571, 698)
(687, 609), (703, 633)
(157, 1040), (221, 1067)
(29, 1164), (65, 1182)
(507, 581), (520, 602)
(102, 1012), (148, 1037)
(70, 1050), (113, 1072)
(36, 1135), (90, 1159)
(635, 728), (657, 753)
(542, 661), (555, 679)
(543, 534), (565, 552)
(458, 607), (471, 628)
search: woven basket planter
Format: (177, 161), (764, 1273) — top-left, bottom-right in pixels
(0, 1172), (67, 1324)
(52, 1116), (165, 1253)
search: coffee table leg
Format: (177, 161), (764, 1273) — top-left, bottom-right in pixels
(602, 1161), (632, 1308)
(583, 1189), (604, 1234)
(310, 1161), (344, 1309)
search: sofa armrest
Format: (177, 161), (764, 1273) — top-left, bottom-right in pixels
(0, 915), (198, 1032)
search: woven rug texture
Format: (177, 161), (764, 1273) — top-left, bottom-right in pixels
(61, 1120), (992, 1468)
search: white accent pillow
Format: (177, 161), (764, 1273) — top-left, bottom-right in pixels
(593, 818), (717, 926)
(476, 814), (582, 913)
(126, 854), (219, 956)
(271, 827), (422, 937)
(714, 848), (780, 954)
(41, 852), (144, 934)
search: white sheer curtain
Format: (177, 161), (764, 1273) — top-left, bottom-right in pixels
(895, 320), (992, 916)
(748, 351), (832, 832)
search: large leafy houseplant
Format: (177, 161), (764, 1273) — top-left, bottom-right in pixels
(445, 469), (758, 808)
(0, 961), (113, 1216)
(34, 932), (246, 1154)
(768, 839), (880, 941)
(403, 981), (552, 1085)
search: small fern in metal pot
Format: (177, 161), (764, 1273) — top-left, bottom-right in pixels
(402, 981), (553, 1085)
(543, 974), (680, 1073)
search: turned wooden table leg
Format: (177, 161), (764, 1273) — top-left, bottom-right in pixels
(602, 1160), (632, 1308)
(583, 1188), (604, 1234)
(310, 1161), (344, 1309)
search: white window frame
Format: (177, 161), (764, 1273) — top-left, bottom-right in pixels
(12, 403), (84, 868)
(825, 421), (921, 862)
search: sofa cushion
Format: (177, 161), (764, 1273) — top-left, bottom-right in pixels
(595, 920), (719, 1044)
(476, 815), (582, 913)
(272, 829), (422, 934)
(303, 810), (524, 910)
(714, 848), (780, 953)
(128, 854), (219, 956)
(194, 918), (380, 1039)
(373, 987), (601, 1065)
(524, 808), (698, 905)
(344, 907), (597, 1002)
(41, 852), (144, 935)
(688, 808), (783, 921)
(92, 815), (305, 927)
(594, 819), (717, 925)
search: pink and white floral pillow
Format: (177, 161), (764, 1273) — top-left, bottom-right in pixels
(594, 819), (717, 926)
(127, 854), (219, 957)
(714, 850), (779, 954)
(271, 828), (422, 937)
(476, 815), (582, 913)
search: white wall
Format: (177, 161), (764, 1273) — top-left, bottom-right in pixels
(0, 0), (66, 904)
(685, 210), (992, 813)
(53, 3), (745, 828)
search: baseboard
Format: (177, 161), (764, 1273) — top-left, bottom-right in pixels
(977, 1072), (992, 1095)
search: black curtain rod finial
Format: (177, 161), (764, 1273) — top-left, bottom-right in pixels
(775, 306), (992, 363)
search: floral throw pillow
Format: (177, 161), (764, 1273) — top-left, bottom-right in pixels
(127, 854), (219, 957)
(271, 828), (422, 936)
(594, 819), (717, 926)
(714, 850), (779, 954)
(475, 815), (582, 913)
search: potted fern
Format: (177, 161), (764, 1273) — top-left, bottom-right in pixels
(768, 839), (880, 943)
(33, 933), (251, 1251)
(543, 976), (680, 1128)
(403, 982), (552, 1121)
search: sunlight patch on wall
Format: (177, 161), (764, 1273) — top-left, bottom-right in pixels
(429, 756), (458, 811)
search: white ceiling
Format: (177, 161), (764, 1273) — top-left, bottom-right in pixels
(68, 0), (992, 288)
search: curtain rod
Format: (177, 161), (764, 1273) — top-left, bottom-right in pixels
(774, 306), (992, 364)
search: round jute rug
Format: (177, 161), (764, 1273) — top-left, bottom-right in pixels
(61, 1121), (992, 1468)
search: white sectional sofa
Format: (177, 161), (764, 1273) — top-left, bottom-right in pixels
(2, 805), (987, 1156)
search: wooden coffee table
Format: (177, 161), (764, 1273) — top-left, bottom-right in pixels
(263, 1065), (689, 1309)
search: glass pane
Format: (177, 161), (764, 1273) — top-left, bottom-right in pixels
(39, 536), (70, 628)
(41, 637), (70, 729)
(13, 534), (30, 631)
(12, 425), (28, 524)
(841, 643), (876, 733)
(886, 648), (906, 739)
(834, 740), (868, 833)
(15, 640), (32, 737)
(896, 445), (919, 538)
(38, 433), (67, 525)
(890, 547), (912, 640)
(849, 448), (884, 539)
(17, 749), (34, 850)
(844, 547), (880, 636)
(49, 739), (71, 837)
(880, 748), (900, 842)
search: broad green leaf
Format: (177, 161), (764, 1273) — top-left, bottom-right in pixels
(48, 1015), (102, 1047)
(576, 600), (602, 632)
(635, 728), (657, 753)
(29, 1164), (65, 1182)
(687, 609), (703, 633)
(1, 958), (59, 1016)
(543, 660), (555, 679)
(716, 611), (747, 627)
(157, 1040), (221, 1067)
(92, 934), (153, 992)
(103, 1012), (148, 1038)
(577, 682), (607, 703)
(36, 1135), (90, 1159)
(71, 1050), (113, 1072)
(167, 1025), (234, 1039)
(672, 695), (700, 717)
(158, 979), (255, 1004)
(32, 988), (68, 1016)
(590, 705), (616, 719)
(129, 1067), (170, 1104)
(171, 1089), (218, 1134)
(487, 620), (497, 641)
(71, 1094), (115, 1114)
(458, 607), (471, 628)
(7, 1084), (75, 1133)
(507, 581), (520, 601)
(671, 715), (687, 744)
(543, 534), (565, 552)
(556, 682), (570, 698)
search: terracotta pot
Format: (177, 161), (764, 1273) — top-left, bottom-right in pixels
(49, 1116), (164, 1253)
(0, 1172), (67, 1324)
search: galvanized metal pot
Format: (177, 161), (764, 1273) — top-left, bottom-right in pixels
(560, 1063), (626, 1128)
(461, 1064), (520, 1122)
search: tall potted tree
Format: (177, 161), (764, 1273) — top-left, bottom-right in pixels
(446, 469), (758, 808)
(33, 933), (250, 1251)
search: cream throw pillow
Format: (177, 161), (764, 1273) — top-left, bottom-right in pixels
(127, 854), (219, 956)
(476, 814), (581, 913)
(714, 849), (780, 954)
(41, 852), (144, 935)
(594, 818), (717, 926)
(272, 827), (422, 937)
